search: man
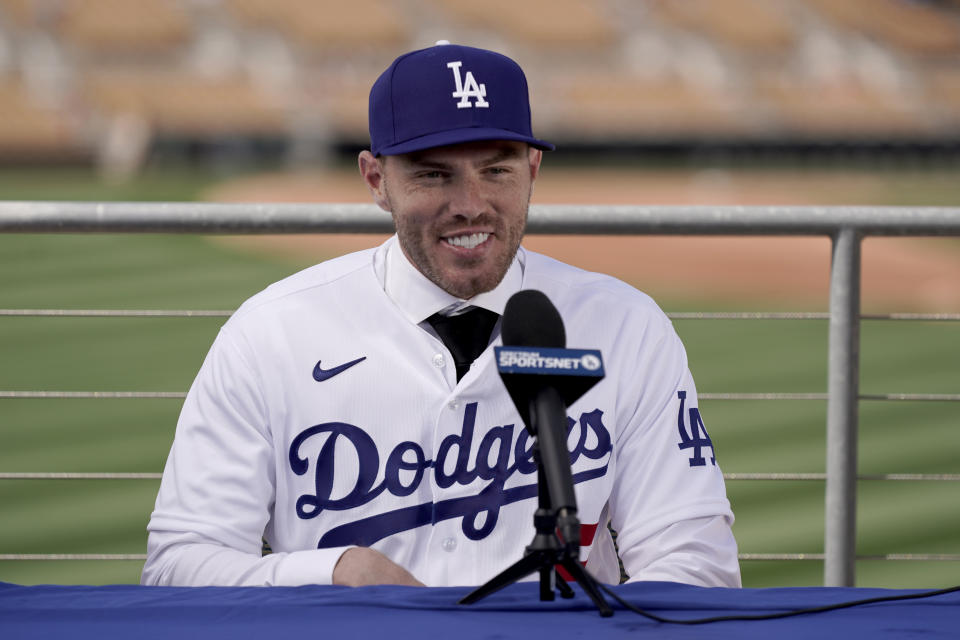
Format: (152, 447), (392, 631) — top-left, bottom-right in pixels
(141, 43), (741, 589)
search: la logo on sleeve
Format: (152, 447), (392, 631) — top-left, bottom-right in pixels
(676, 390), (716, 467)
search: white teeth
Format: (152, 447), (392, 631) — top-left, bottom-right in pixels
(445, 232), (489, 249)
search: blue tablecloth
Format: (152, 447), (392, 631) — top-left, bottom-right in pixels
(1, 580), (957, 639)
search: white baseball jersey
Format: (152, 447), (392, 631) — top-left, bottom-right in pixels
(142, 236), (740, 588)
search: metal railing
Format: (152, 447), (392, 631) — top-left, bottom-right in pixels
(2, 201), (960, 586)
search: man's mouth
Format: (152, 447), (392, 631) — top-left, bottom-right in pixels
(444, 232), (490, 250)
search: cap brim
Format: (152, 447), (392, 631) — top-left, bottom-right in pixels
(375, 127), (554, 156)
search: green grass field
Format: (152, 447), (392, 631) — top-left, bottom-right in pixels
(1, 167), (958, 588)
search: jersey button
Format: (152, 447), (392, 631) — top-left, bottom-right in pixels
(448, 400), (459, 411)
(441, 537), (457, 552)
(432, 353), (445, 368)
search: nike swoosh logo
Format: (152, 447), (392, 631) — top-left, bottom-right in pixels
(313, 356), (367, 382)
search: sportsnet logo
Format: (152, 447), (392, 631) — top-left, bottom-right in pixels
(496, 346), (604, 375)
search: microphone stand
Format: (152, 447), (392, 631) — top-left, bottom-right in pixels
(459, 389), (613, 617)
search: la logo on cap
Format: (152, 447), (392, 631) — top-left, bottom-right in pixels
(447, 60), (489, 109)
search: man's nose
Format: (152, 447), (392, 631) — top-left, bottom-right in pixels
(447, 175), (489, 219)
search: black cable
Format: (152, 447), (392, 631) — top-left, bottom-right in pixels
(598, 583), (960, 625)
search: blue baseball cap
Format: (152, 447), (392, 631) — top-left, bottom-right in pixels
(368, 42), (555, 156)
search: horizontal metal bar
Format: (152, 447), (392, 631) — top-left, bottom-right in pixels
(857, 473), (960, 482)
(738, 554), (960, 562)
(0, 473), (162, 479)
(860, 394), (960, 402)
(753, 474), (960, 481)
(0, 309), (233, 317)
(700, 393), (828, 400)
(861, 474), (960, 481)
(739, 553), (825, 561)
(702, 393), (960, 402)
(0, 391), (186, 399)
(673, 312), (960, 321)
(726, 473), (827, 481)
(4, 310), (958, 321)
(0, 202), (392, 234)
(3, 552), (954, 562)
(0, 391), (825, 401)
(4, 391), (955, 402)
(669, 312), (830, 320)
(4, 472), (956, 481)
(862, 313), (960, 322)
(0, 554), (147, 561)
(2, 202), (960, 236)
(860, 554), (960, 561)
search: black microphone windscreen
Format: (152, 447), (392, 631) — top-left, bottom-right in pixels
(501, 289), (566, 348)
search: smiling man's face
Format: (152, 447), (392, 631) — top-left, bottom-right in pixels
(359, 140), (542, 299)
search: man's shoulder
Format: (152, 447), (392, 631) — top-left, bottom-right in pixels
(522, 248), (662, 312)
(231, 247), (379, 321)
(521, 249), (679, 356)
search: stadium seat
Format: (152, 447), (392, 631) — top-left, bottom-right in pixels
(757, 74), (932, 137)
(436, 0), (616, 49)
(82, 71), (288, 138)
(652, 0), (797, 54)
(0, 78), (83, 157)
(804, 0), (960, 55)
(927, 67), (960, 125)
(225, 0), (408, 52)
(1, 0), (959, 160)
(554, 73), (748, 139)
(0, 0), (49, 27)
(303, 76), (370, 140)
(57, 0), (192, 56)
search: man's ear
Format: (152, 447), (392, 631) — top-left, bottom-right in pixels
(528, 147), (543, 194)
(358, 150), (391, 212)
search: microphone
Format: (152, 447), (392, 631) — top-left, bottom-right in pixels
(501, 289), (566, 349)
(496, 290), (605, 555)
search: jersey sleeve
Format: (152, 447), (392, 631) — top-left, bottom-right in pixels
(141, 327), (352, 586)
(607, 317), (741, 588)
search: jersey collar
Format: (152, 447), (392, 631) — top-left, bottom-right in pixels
(379, 235), (525, 324)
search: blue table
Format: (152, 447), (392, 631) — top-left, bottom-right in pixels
(1, 580), (958, 639)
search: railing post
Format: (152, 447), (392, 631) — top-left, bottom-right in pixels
(824, 227), (862, 586)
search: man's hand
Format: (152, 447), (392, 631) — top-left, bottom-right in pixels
(332, 547), (425, 587)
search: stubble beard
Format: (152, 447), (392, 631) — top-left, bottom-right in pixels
(386, 184), (530, 300)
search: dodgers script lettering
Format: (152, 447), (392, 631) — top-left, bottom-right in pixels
(288, 402), (611, 548)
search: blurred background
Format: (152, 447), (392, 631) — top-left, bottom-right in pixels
(1, 0), (958, 589)
(2, 0), (960, 172)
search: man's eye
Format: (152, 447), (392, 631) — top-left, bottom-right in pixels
(419, 171), (446, 179)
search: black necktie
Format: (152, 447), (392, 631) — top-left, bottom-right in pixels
(427, 307), (500, 381)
